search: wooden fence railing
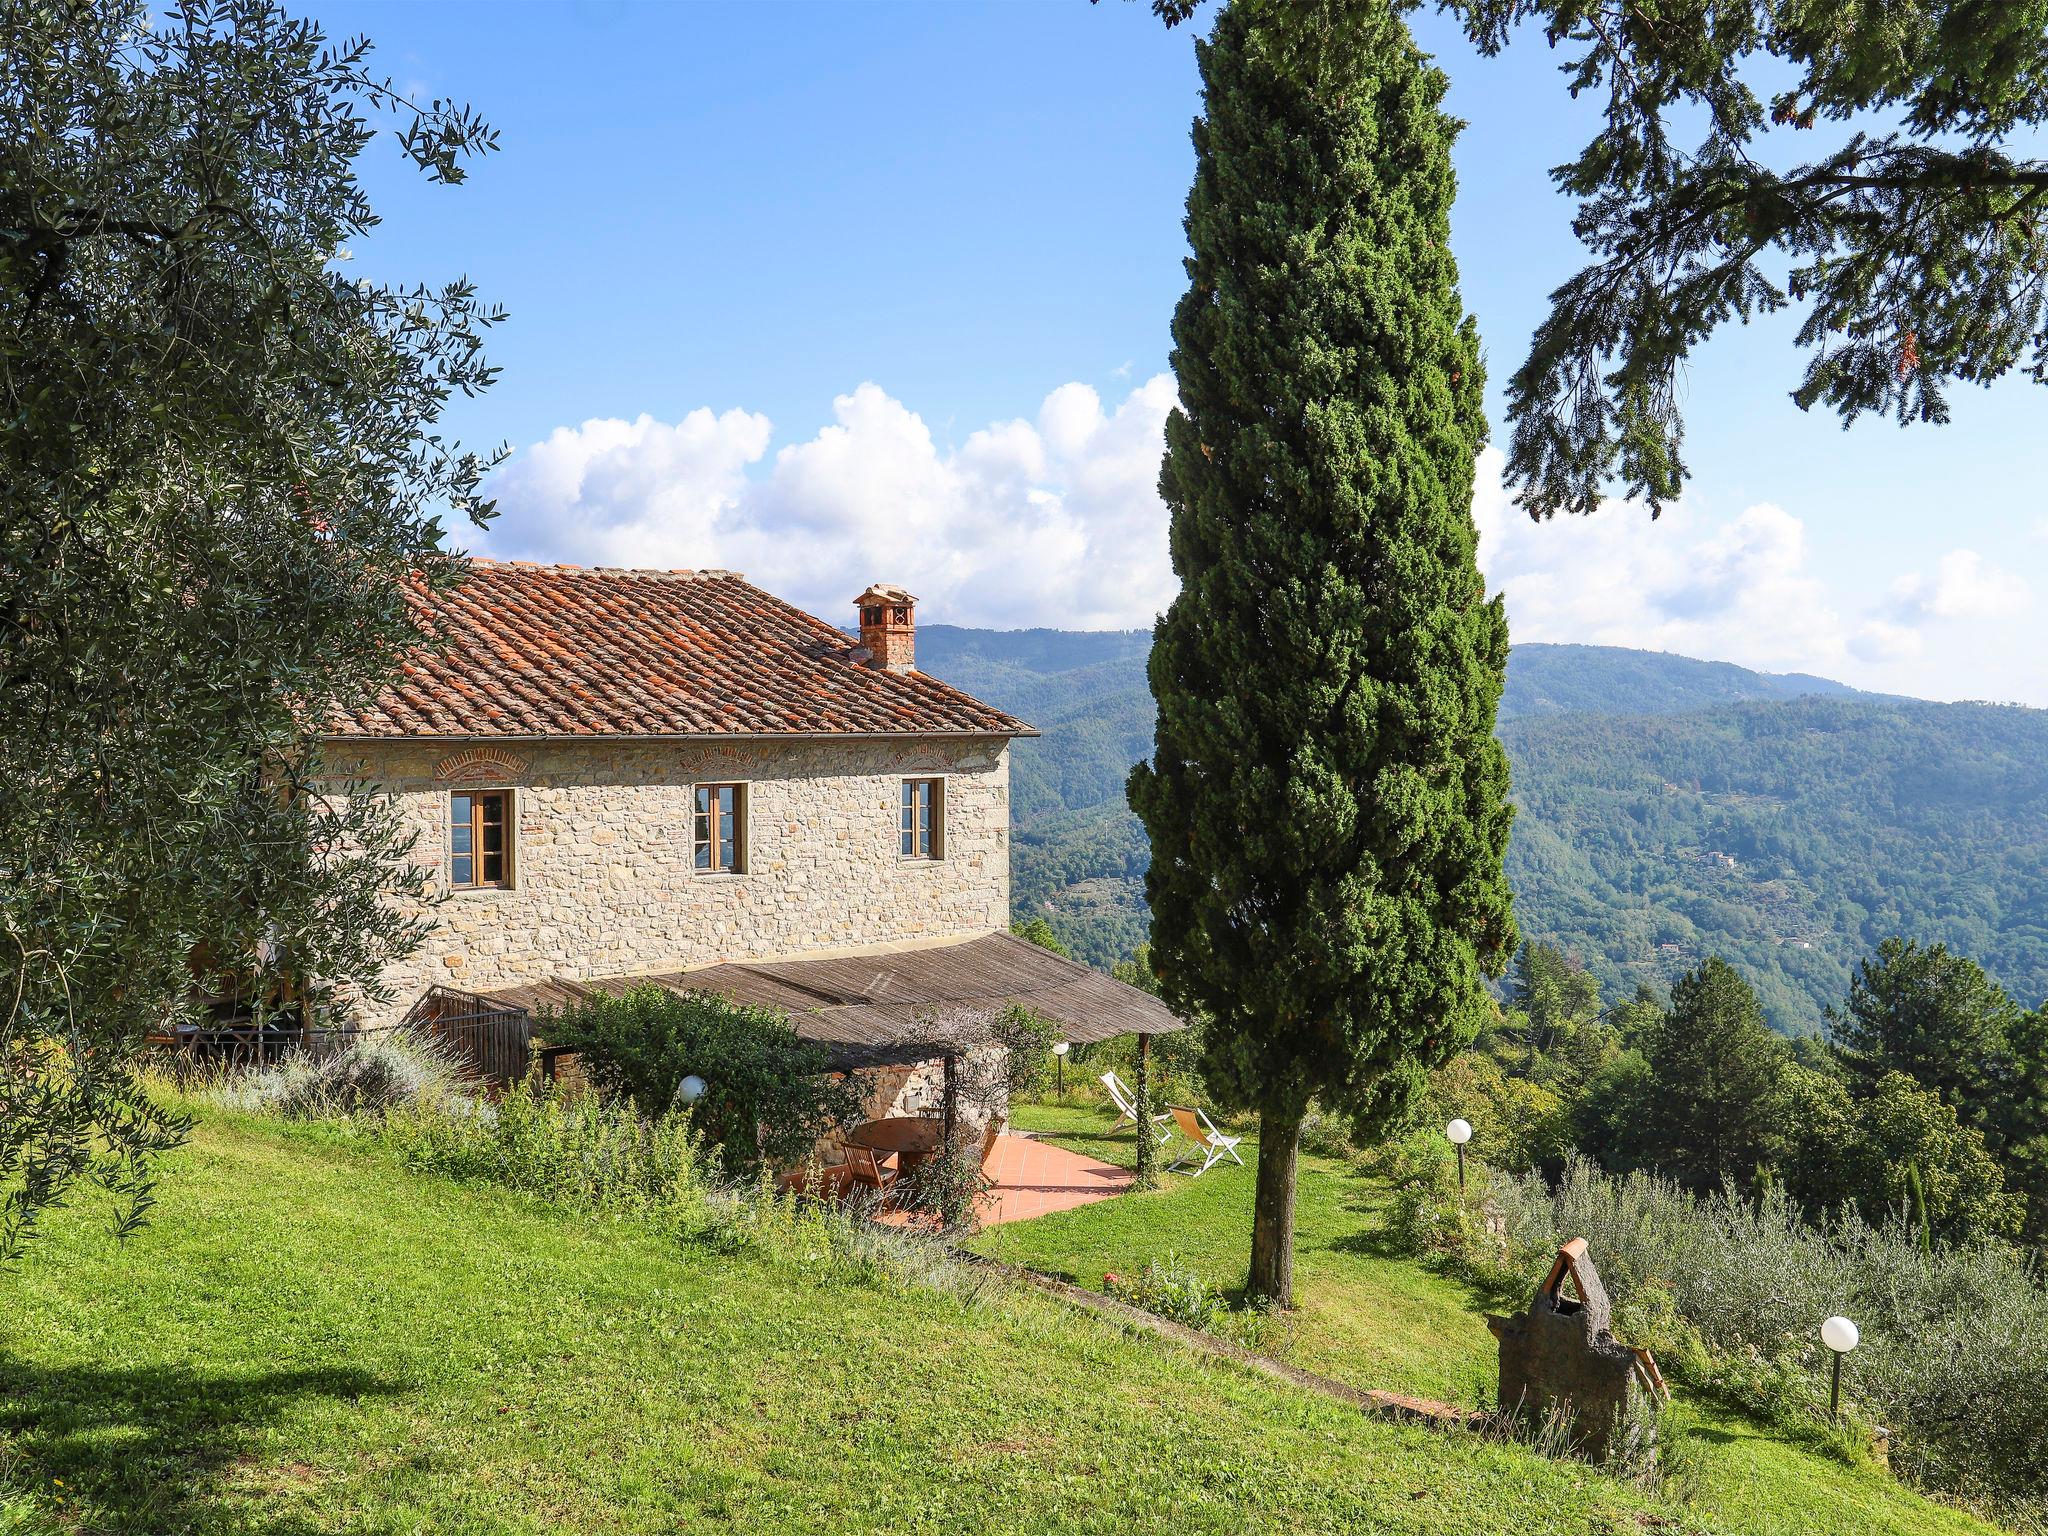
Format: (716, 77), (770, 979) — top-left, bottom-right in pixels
(400, 985), (533, 1085)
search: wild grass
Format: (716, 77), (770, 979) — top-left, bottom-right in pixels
(983, 1100), (2013, 1536)
(208, 1026), (467, 1118)
(1101, 1254), (1290, 1354)
(0, 1101), (1702, 1536)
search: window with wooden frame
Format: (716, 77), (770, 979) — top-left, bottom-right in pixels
(449, 790), (512, 889)
(901, 778), (942, 859)
(694, 783), (745, 873)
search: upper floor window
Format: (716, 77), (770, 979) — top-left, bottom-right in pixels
(450, 790), (511, 889)
(901, 778), (942, 859)
(695, 783), (745, 873)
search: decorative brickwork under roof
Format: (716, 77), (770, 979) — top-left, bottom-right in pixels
(324, 561), (1033, 740)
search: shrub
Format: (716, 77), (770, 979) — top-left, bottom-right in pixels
(1298, 1103), (1355, 1159)
(226, 1028), (465, 1119)
(896, 1144), (994, 1234)
(1068, 1019), (1207, 1108)
(537, 986), (861, 1176)
(1415, 1052), (1572, 1173)
(1392, 1149), (2048, 1519)
(1010, 916), (1070, 956)
(1105, 1255), (1223, 1330)
(988, 1005), (1058, 1102)
(376, 1078), (705, 1225)
(1780, 1067), (2023, 1243)
(1376, 1140), (1526, 1302)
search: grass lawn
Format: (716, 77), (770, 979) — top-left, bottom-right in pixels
(0, 1107), (1704, 1536)
(974, 1099), (2006, 1536)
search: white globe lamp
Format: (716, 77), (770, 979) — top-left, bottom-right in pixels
(676, 1073), (707, 1107)
(1051, 1040), (1070, 1096)
(1445, 1118), (1473, 1190)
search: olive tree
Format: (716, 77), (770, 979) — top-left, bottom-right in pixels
(1, 0), (502, 1255)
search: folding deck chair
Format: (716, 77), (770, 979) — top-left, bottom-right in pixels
(1100, 1070), (1174, 1143)
(1165, 1105), (1245, 1177)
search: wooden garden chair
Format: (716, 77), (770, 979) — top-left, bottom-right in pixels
(842, 1143), (900, 1205)
(1165, 1105), (1245, 1177)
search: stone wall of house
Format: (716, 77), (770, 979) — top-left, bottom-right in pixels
(325, 734), (1011, 1029)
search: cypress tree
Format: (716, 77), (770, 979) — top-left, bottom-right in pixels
(1128, 0), (1516, 1305)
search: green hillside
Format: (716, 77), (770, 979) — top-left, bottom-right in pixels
(916, 625), (1155, 826)
(1500, 697), (2048, 1029)
(0, 1109), (1712, 1535)
(918, 630), (2048, 1028)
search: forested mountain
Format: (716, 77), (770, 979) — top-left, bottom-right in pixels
(1499, 643), (1861, 719)
(916, 626), (1154, 825)
(1502, 697), (2048, 1029)
(914, 627), (2048, 1032)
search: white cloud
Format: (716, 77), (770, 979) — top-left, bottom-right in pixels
(1473, 448), (2044, 703)
(484, 409), (773, 570)
(484, 396), (2043, 706)
(1472, 449), (1853, 675)
(1847, 620), (1923, 665)
(1885, 548), (2029, 622)
(482, 379), (1179, 631)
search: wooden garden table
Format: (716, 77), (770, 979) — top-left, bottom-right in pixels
(845, 1116), (942, 1174)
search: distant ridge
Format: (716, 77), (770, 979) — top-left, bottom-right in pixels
(1499, 642), (1863, 721)
(912, 625), (1875, 727)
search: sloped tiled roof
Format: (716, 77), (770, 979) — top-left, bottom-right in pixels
(324, 561), (1034, 740)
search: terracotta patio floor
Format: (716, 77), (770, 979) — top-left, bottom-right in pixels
(978, 1131), (1132, 1225)
(873, 1132), (1131, 1228)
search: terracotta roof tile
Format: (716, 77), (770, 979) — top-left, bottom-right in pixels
(324, 560), (1034, 740)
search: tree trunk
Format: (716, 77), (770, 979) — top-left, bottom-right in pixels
(1247, 1108), (1303, 1306)
(1132, 1032), (1158, 1189)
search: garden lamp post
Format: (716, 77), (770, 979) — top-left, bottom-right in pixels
(676, 1074), (707, 1106)
(1445, 1118), (1472, 1192)
(1052, 1041), (1070, 1098)
(1821, 1315), (1859, 1420)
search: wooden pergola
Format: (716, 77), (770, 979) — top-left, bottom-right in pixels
(484, 930), (1186, 1069)
(481, 931), (1187, 1149)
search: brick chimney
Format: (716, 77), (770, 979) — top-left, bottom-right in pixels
(854, 583), (916, 672)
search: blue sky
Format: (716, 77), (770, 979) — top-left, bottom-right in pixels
(316, 0), (2047, 705)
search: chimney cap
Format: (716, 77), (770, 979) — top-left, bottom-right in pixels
(854, 582), (916, 607)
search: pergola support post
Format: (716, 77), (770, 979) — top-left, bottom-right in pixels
(941, 1049), (959, 1153)
(1132, 1031), (1158, 1189)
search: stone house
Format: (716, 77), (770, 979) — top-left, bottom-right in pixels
(319, 559), (1179, 1124)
